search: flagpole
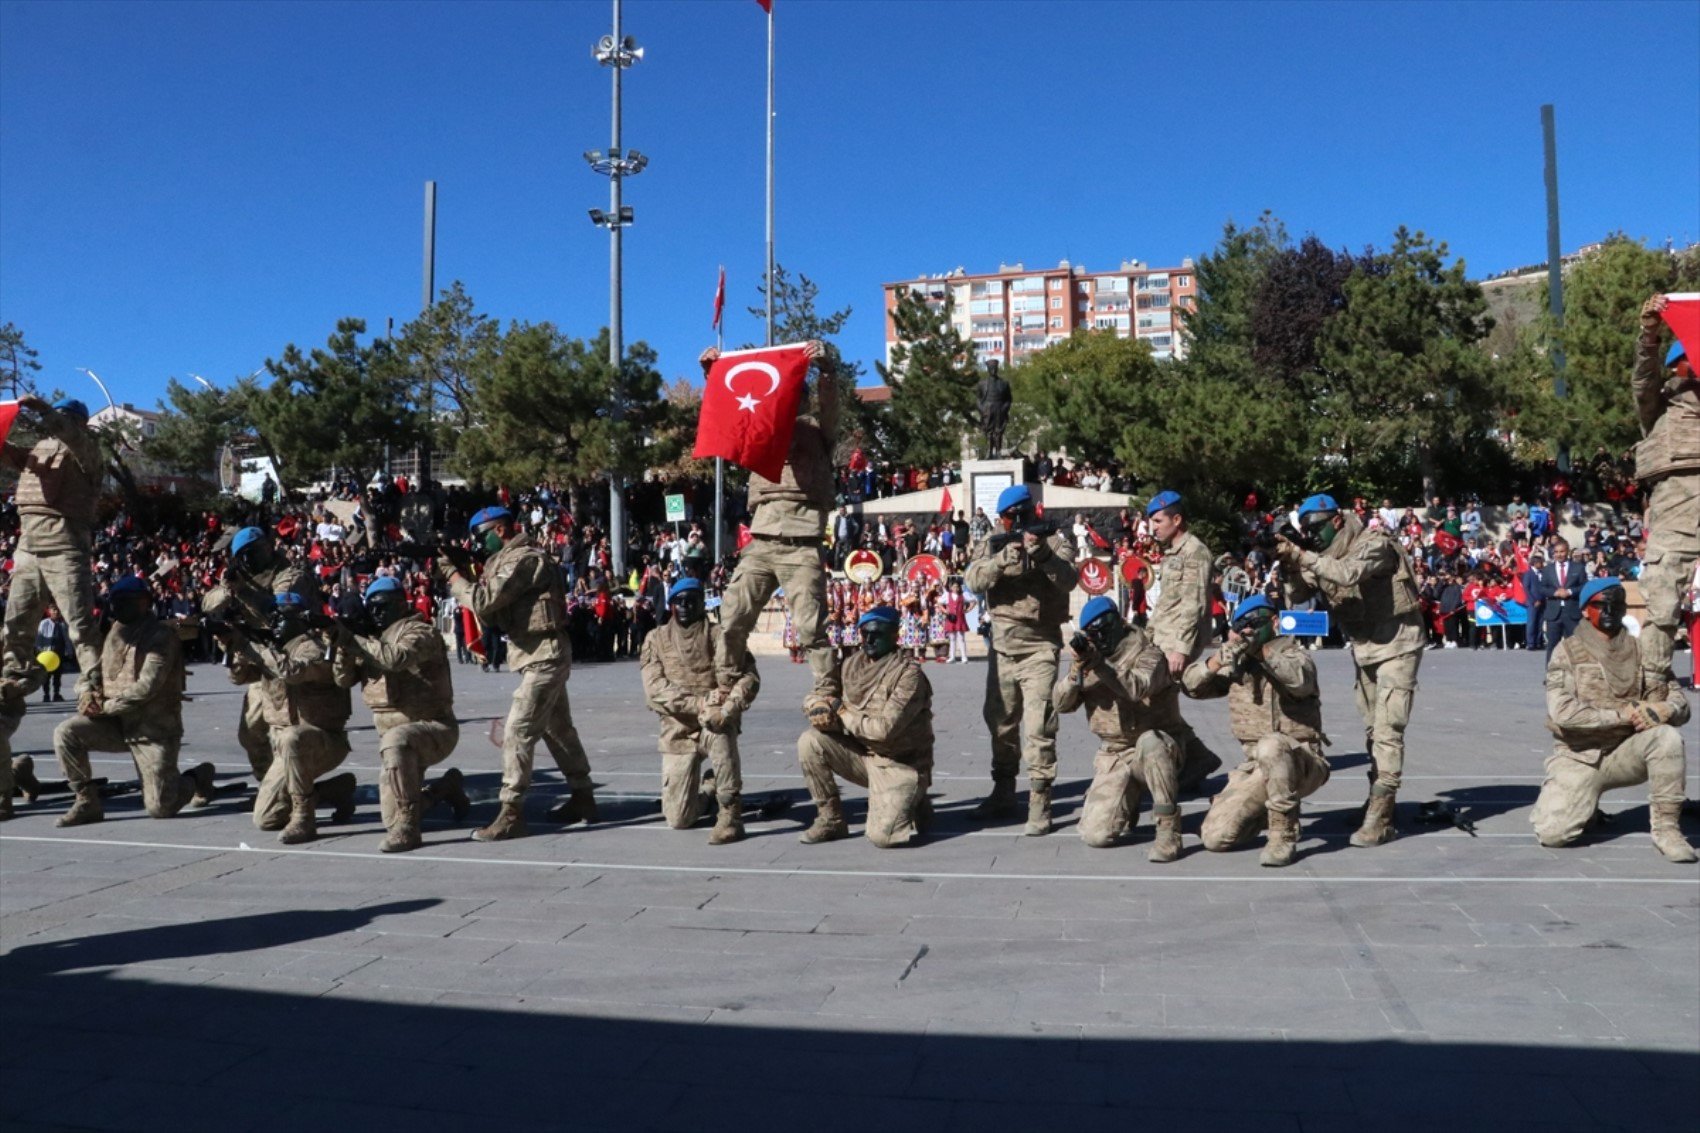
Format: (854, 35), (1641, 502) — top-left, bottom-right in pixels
(764, 1), (775, 350)
(714, 267), (725, 565)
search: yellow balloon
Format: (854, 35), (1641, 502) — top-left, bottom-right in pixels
(36, 650), (60, 673)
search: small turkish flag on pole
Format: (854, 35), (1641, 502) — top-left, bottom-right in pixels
(0, 401), (20, 449)
(1659, 293), (1700, 366)
(939, 486), (953, 515)
(712, 267), (726, 332)
(693, 344), (812, 481)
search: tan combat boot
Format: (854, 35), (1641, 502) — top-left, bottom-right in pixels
(184, 762), (217, 809)
(547, 787), (599, 826)
(1650, 802), (1697, 863)
(380, 803), (423, 854)
(0, 793), (12, 821)
(315, 773), (358, 823)
(423, 768), (471, 821)
(708, 794), (745, 845)
(278, 794), (317, 845)
(1148, 805), (1182, 863)
(14, 755), (43, 802)
(56, 783), (104, 828)
(971, 777), (1019, 820)
(1261, 806), (1299, 868)
(1350, 786), (1398, 847)
(798, 797), (850, 844)
(473, 801), (528, 842)
(1024, 783), (1053, 837)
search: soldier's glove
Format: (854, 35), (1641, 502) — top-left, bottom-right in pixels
(1640, 294), (1665, 330)
(0, 677), (27, 706)
(1272, 536), (1305, 566)
(1628, 702), (1666, 730)
(703, 701), (740, 732)
(77, 688), (106, 717)
(803, 694), (842, 733)
(1218, 637), (1250, 673)
(706, 688), (729, 708)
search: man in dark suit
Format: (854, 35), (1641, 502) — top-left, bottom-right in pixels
(831, 507), (860, 570)
(1538, 539), (1587, 662)
(1522, 551), (1547, 653)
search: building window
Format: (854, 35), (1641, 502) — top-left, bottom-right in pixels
(1049, 296), (1062, 309)
(1096, 277), (1129, 294)
(1011, 276), (1043, 292)
(1049, 316), (1063, 329)
(1077, 281), (1091, 294)
(1174, 274), (1190, 287)
(1048, 278), (1064, 290)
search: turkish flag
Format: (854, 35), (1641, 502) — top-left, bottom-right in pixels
(938, 486), (953, 515)
(0, 401), (19, 448)
(693, 344), (812, 481)
(712, 266), (726, 331)
(1660, 293), (1700, 365)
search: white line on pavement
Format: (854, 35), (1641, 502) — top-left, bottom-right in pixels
(4, 833), (1696, 886)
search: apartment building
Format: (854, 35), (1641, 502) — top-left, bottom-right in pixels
(881, 258), (1198, 371)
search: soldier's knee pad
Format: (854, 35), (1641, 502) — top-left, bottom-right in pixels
(1648, 725), (1685, 758)
(1250, 735), (1288, 766)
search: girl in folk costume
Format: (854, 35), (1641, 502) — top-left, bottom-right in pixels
(942, 577), (970, 664)
(927, 582), (949, 661)
(826, 581), (845, 656)
(898, 580), (926, 659)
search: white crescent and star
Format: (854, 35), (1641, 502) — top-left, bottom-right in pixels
(723, 360), (781, 413)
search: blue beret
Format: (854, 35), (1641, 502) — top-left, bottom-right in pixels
(1145, 490), (1182, 517)
(109, 575), (150, 598)
(468, 506), (512, 532)
(1232, 594), (1274, 623)
(52, 398), (90, 420)
(1079, 595), (1118, 628)
(1298, 493), (1339, 519)
(271, 591), (308, 610)
(364, 576), (403, 599)
(1579, 577), (1622, 607)
(230, 527), (266, 555)
(995, 484), (1032, 514)
(1668, 341), (1688, 367)
(858, 605), (900, 628)
(667, 577), (703, 603)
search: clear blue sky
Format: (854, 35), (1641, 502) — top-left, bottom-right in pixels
(2, 0), (1696, 408)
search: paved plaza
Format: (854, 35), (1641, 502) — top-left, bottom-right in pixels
(1, 646), (1696, 1132)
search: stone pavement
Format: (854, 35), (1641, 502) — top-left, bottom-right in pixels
(1, 647), (1695, 1132)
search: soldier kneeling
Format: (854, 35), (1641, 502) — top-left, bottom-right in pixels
(797, 606), (933, 847)
(233, 592), (357, 844)
(1060, 597), (1184, 861)
(52, 577), (213, 826)
(332, 577), (468, 853)
(641, 578), (759, 844)
(1185, 596), (1330, 867)
(1532, 578), (1695, 862)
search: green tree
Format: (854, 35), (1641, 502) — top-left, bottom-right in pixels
(750, 264), (874, 460)
(1318, 227), (1498, 499)
(1520, 236), (1700, 461)
(250, 318), (425, 493)
(455, 323), (667, 488)
(0, 322), (43, 399)
(1181, 211), (1291, 383)
(875, 287), (978, 467)
(1008, 330), (1152, 466)
(143, 375), (264, 479)
(390, 280), (502, 475)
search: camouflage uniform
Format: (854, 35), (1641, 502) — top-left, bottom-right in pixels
(1283, 514), (1423, 793)
(203, 557), (319, 781)
(1532, 620), (1693, 859)
(1, 405), (104, 698)
(1148, 528), (1226, 789)
(1055, 624), (1184, 856)
(53, 613), (194, 818)
(716, 381), (839, 699)
(797, 648), (933, 848)
(0, 680), (29, 819)
(449, 531), (589, 805)
(1185, 635), (1330, 858)
(1632, 327), (1700, 681)
(334, 613), (459, 845)
(965, 531), (1077, 790)
(234, 630), (352, 831)
(641, 616), (759, 831)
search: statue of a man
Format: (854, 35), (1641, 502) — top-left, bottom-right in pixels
(976, 360), (1013, 458)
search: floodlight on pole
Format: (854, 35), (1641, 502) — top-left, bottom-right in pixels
(76, 368), (116, 412)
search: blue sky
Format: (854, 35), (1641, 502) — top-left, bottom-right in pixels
(2, 0), (1697, 409)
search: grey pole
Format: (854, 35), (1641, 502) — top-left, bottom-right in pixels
(608, 0), (628, 579)
(765, 2), (775, 348)
(421, 180), (437, 485)
(1541, 104), (1569, 472)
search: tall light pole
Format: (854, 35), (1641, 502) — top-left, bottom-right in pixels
(586, 1), (646, 580)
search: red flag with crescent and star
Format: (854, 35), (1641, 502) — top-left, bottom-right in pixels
(1660, 293), (1700, 365)
(0, 401), (20, 449)
(693, 343), (812, 481)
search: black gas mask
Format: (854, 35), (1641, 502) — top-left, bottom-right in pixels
(111, 593), (151, 627)
(861, 619), (899, 660)
(1301, 510), (1340, 552)
(365, 589), (409, 632)
(670, 589), (705, 628)
(1232, 606), (1278, 650)
(1079, 610), (1126, 655)
(269, 601), (310, 645)
(1584, 587), (1627, 636)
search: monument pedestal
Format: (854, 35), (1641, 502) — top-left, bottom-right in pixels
(963, 457), (1026, 520)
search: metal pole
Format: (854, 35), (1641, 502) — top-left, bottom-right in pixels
(765, 3), (775, 348)
(714, 305), (725, 563)
(421, 180), (437, 486)
(608, 0), (627, 580)
(1541, 103), (1569, 472)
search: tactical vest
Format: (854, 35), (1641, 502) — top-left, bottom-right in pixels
(746, 416), (836, 514)
(1635, 382), (1700, 482)
(360, 617), (454, 720)
(15, 432), (102, 528)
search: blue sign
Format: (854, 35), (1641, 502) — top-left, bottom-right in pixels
(1473, 600), (1527, 626)
(1277, 610), (1330, 637)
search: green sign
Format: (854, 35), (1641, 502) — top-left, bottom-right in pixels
(664, 493), (687, 523)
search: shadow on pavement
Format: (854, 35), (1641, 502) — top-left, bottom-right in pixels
(0, 908), (1692, 1133)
